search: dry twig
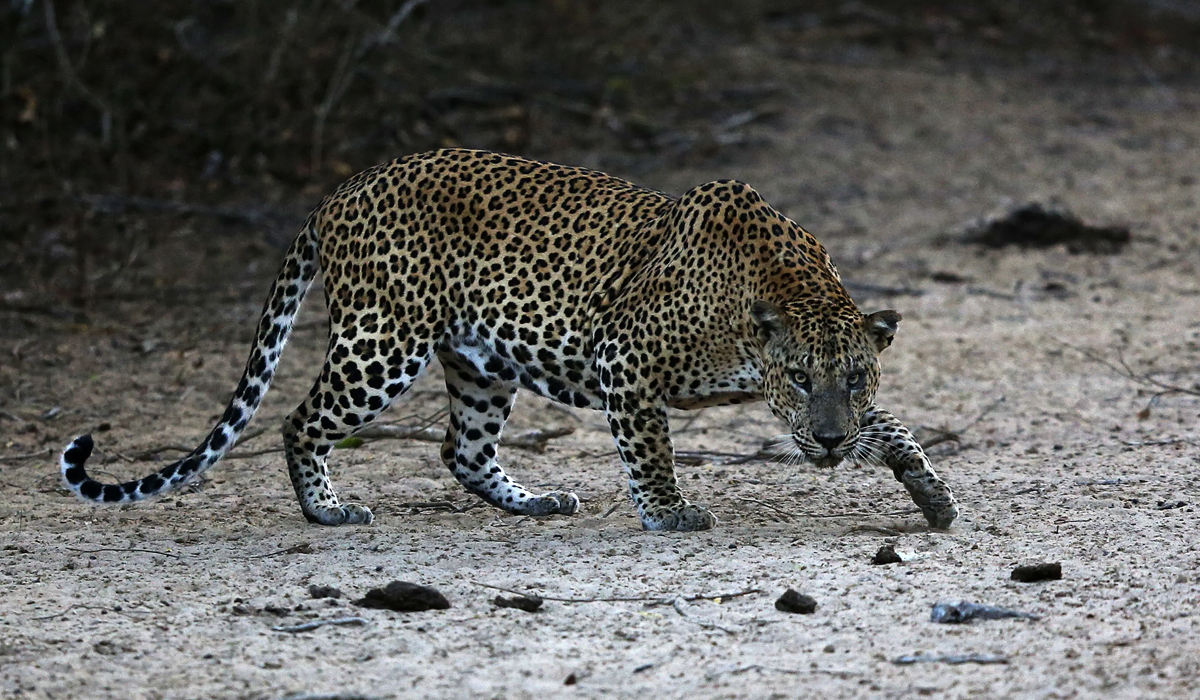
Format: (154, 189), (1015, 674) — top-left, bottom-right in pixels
(917, 395), (1005, 450)
(0, 448), (51, 463)
(312, 0), (427, 168)
(43, 0), (113, 145)
(396, 500), (484, 514)
(1059, 340), (1200, 399)
(65, 546), (180, 559)
(734, 496), (796, 521)
(671, 597), (740, 634)
(32, 603), (150, 621)
(472, 581), (761, 606)
(272, 617), (368, 633)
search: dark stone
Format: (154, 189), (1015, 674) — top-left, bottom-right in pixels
(871, 544), (903, 565)
(353, 581), (450, 612)
(493, 594), (543, 613)
(308, 584), (343, 599)
(1011, 562), (1062, 583)
(775, 589), (817, 614)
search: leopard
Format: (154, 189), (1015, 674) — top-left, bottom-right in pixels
(59, 148), (958, 532)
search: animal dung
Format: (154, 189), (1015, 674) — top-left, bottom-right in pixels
(493, 594), (544, 612)
(871, 544), (903, 565)
(1011, 562), (1062, 583)
(353, 581), (450, 612)
(307, 584), (344, 599)
(775, 589), (818, 614)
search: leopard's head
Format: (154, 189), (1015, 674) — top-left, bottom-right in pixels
(750, 299), (900, 467)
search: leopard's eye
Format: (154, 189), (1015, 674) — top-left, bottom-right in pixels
(787, 369), (811, 392)
(847, 371), (865, 390)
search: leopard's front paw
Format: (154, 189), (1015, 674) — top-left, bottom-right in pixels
(303, 503), (374, 526)
(522, 491), (581, 516)
(640, 503), (717, 532)
(921, 498), (958, 529)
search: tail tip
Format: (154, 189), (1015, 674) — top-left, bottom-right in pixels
(64, 434), (94, 465)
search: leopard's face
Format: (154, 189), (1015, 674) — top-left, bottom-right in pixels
(750, 300), (901, 467)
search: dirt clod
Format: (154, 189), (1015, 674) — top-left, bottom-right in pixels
(493, 594), (544, 612)
(775, 589), (817, 614)
(308, 585), (343, 599)
(964, 203), (1130, 254)
(1011, 563), (1063, 583)
(871, 545), (903, 565)
(353, 581), (450, 612)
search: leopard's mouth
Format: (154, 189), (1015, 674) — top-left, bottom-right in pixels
(812, 454), (844, 469)
(793, 436), (847, 468)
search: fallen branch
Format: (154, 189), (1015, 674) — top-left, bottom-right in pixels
(800, 507), (921, 520)
(1119, 437), (1197, 448)
(965, 286), (1016, 301)
(892, 653), (1008, 665)
(130, 423), (571, 463)
(601, 486), (627, 517)
(396, 500), (484, 514)
(70, 194), (294, 228)
(44, 0), (114, 145)
(0, 448), (52, 463)
(1074, 477), (1146, 486)
(353, 424), (574, 451)
(132, 427), (276, 461)
(65, 546), (180, 559)
(842, 524), (902, 536)
(1059, 340), (1200, 398)
(224, 446), (287, 460)
(312, 0), (427, 168)
(734, 496), (795, 521)
(671, 597), (739, 634)
(240, 542), (314, 559)
(32, 603), (150, 621)
(472, 581), (761, 606)
(272, 617), (368, 633)
(707, 664), (859, 679)
(675, 444), (787, 466)
(917, 395), (1005, 450)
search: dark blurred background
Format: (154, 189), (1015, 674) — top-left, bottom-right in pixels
(1, 0), (1198, 307)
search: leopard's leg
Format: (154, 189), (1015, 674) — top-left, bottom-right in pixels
(437, 352), (579, 516)
(857, 405), (958, 528)
(602, 397), (716, 532)
(282, 336), (432, 525)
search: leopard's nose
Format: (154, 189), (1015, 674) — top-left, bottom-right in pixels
(814, 432), (847, 450)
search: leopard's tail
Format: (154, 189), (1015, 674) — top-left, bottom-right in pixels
(59, 219), (321, 504)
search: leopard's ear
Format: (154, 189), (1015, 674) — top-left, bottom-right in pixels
(750, 300), (785, 344)
(865, 310), (901, 352)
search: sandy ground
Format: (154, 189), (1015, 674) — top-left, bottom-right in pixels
(3, 46), (1200, 700)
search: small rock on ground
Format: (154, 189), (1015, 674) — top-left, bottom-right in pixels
(493, 594), (543, 612)
(1011, 562), (1062, 582)
(353, 581), (450, 612)
(308, 584), (343, 599)
(775, 589), (817, 614)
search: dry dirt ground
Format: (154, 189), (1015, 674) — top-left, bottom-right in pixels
(3, 46), (1200, 700)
